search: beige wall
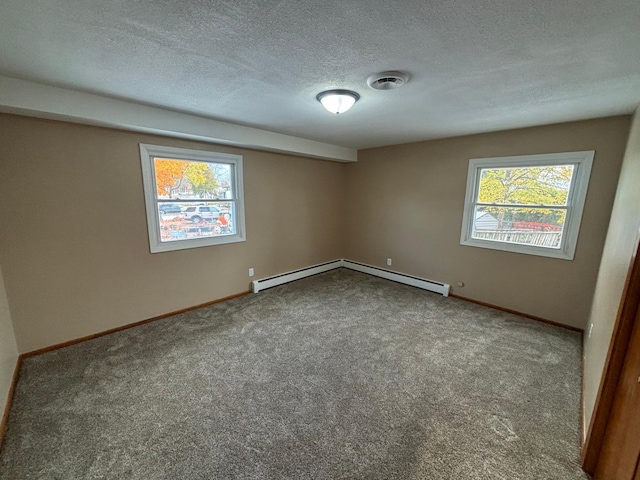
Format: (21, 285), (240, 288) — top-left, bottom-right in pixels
(0, 264), (19, 420)
(345, 116), (630, 329)
(0, 114), (345, 352)
(583, 107), (640, 432)
(0, 113), (632, 353)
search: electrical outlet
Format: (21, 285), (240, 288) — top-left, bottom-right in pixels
(457, 281), (464, 287)
(387, 258), (392, 266)
(248, 268), (254, 277)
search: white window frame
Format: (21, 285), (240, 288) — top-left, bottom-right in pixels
(140, 143), (246, 253)
(460, 151), (594, 260)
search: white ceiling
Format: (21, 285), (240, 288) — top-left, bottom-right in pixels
(1, 0), (639, 150)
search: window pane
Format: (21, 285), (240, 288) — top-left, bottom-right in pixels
(477, 165), (574, 206)
(141, 144), (245, 253)
(472, 206), (565, 249)
(154, 158), (233, 200)
(210, 163), (233, 199)
(158, 201), (235, 243)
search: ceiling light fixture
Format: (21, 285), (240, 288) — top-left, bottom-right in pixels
(316, 89), (360, 114)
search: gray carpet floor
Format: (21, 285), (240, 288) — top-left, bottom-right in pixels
(0, 269), (588, 479)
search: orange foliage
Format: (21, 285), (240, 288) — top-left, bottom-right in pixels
(154, 158), (187, 196)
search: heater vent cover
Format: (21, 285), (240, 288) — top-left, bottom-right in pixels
(367, 71), (410, 90)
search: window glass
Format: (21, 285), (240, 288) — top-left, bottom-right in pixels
(471, 165), (574, 249)
(140, 145), (245, 253)
(460, 152), (594, 260)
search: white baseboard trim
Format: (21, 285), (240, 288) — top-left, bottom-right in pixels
(251, 259), (450, 296)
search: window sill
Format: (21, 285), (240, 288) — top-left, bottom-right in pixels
(461, 237), (574, 260)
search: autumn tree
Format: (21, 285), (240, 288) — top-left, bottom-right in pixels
(184, 162), (218, 198)
(154, 159), (188, 197)
(478, 165), (573, 228)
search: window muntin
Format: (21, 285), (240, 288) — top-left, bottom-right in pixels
(140, 144), (245, 253)
(460, 152), (594, 260)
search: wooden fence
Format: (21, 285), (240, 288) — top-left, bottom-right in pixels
(473, 230), (562, 247)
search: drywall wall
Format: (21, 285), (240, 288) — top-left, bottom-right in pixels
(583, 107), (640, 431)
(0, 114), (345, 352)
(345, 116), (630, 329)
(0, 112), (632, 353)
(0, 264), (18, 423)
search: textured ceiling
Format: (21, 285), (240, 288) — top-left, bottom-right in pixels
(1, 0), (639, 149)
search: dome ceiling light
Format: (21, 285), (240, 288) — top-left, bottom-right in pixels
(316, 89), (360, 114)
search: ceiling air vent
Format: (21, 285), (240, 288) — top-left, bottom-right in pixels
(367, 71), (410, 90)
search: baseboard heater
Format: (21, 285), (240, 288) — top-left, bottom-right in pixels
(251, 260), (343, 293)
(342, 260), (450, 297)
(251, 259), (450, 297)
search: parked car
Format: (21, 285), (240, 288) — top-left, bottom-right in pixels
(181, 205), (220, 223)
(158, 203), (182, 214)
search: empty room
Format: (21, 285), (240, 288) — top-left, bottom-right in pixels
(1, 1), (640, 479)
